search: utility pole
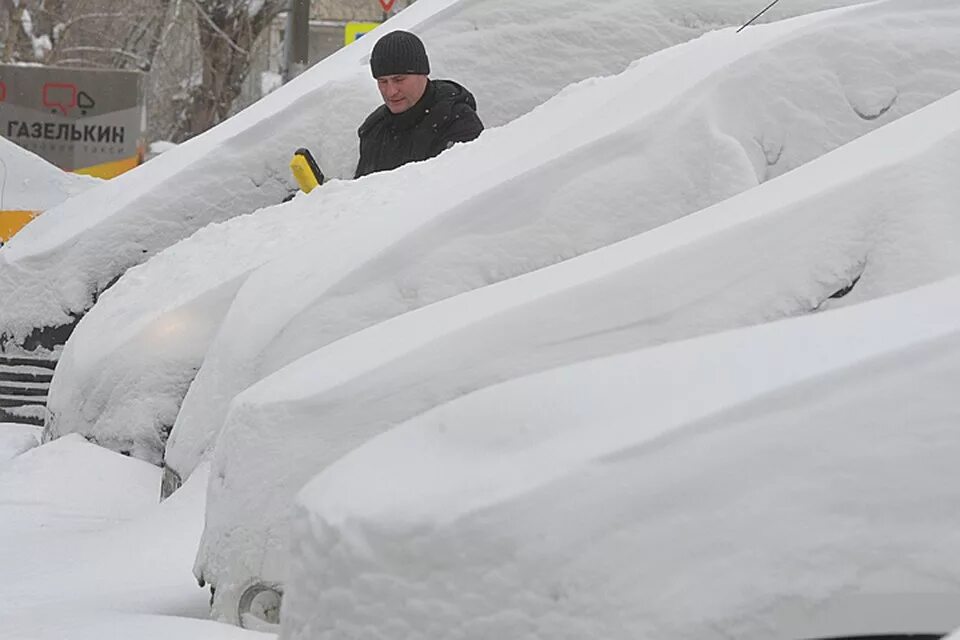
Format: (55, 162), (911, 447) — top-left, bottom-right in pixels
(283, 0), (311, 82)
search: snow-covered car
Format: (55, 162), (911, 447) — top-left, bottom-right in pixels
(0, 138), (98, 425)
(193, 48), (960, 625)
(279, 269), (960, 638)
(0, 0), (859, 353)
(0, 136), (97, 248)
(43, 0), (959, 469)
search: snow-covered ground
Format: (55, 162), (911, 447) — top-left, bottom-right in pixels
(0, 433), (266, 640)
(282, 273), (960, 639)
(0, 424), (40, 467)
(45, 0), (960, 472)
(0, 0), (861, 350)
(192, 74), (960, 623)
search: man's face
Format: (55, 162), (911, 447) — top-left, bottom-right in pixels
(377, 74), (429, 114)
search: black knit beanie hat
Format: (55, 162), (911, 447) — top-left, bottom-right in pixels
(370, 30), (430, 77)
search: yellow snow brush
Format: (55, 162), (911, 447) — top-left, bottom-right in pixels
(289, 148), (325, 194)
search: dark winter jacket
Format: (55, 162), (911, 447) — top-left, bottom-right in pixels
(354, 79), (483, 178)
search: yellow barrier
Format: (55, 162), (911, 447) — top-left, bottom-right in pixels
(0, 147), (142, 246)
(0, 210), (39, 245)
(74, 154), (141, 179)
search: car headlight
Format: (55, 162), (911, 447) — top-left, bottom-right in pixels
(238, 582), (283, 630)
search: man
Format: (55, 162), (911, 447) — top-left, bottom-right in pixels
(355, 30), (484, 178)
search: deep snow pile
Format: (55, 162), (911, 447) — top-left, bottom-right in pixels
(193, 75), (960, 622)
(280, 273), (960, 639)
(0, 436), (265, 640)
(0, 424), (40, 468)
(161, 0), (960, 481)
(0, 0), (862, 349)
(0, 136), (98, 213)
(2, 615), (271, 640)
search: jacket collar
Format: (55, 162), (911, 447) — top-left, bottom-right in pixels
(387, 80), (437, 131)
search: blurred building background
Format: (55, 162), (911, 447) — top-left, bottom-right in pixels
(236, 0), (416, 118)
(1, 0), (416, 145)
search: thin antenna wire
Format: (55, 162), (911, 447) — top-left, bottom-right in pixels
(738, 0), (784, 33)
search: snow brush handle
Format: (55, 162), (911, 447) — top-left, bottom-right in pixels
(290, 148), (325, 194)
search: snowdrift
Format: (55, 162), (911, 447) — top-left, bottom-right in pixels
(45, 0), (957, 469)
(194, 72), (960, 622)
(0, 615), (273, 640)
(0, 424), (40, 468)
(0, 428), (270, 640)
(0, 436), (219, 637)
(281, 273), (960, 640)
(0, 0), (858, 350)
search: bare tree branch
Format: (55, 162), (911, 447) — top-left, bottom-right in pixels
(58, 12), (130, 34)
(187, 0), (249, 57)
(57, 45), (151, 65)
(54, 57), (113, 68)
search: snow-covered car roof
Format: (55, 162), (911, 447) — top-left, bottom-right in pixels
(0, 136), (98, 215)
(192, 22), (960, 626)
